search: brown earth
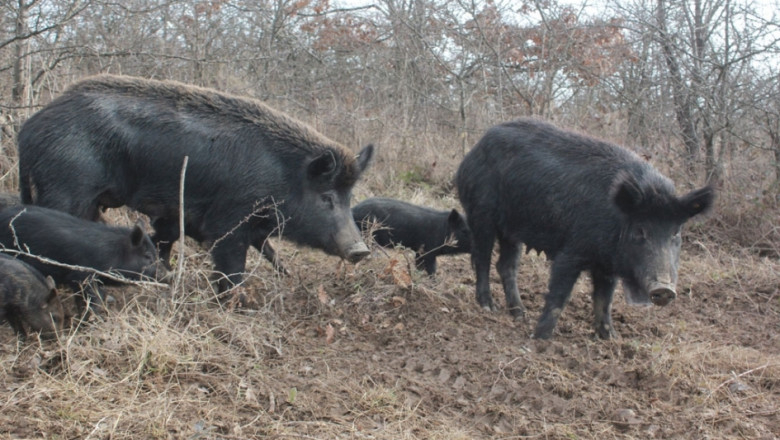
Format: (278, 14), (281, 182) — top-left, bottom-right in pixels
(1, 235), (778, 439)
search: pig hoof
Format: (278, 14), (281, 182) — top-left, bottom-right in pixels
(532, 330), (552, 340)
(595, 327), (619, 340)
(532, 323), (554, 339)
(480, 303), (497, 313)
(508, 306), (525, 320)
(478, 297), (497, 312)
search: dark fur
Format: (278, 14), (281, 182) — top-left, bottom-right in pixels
(0, 253), (64, 340)
(0, 205), (161, 313)
(456, 118), (714, 339)
(17, 75), (374, 292)
(353, 198), (471, 275)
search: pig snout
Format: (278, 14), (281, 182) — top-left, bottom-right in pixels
(343, 241), (370, 263)
(648, 281), (676, 306)
(139, 260), (171, 284)
(153, 263), (173, 284)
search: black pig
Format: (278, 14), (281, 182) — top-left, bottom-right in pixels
(353, 198), (471, 275)
(0, 205), (163, 313)
(0, 254), (64, 340)
(18, 75), (373, 293)
(456, 118), (714, 339)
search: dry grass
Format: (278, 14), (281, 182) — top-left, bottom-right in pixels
(1, 230), (778, 439)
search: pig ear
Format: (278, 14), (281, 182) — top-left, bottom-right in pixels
(679, 185), (715, 219)
(611, 173), (644, 215)
(45, 275), (57, 292)
(130, 223), (145, 247)
(43, 276), (58, 306)
(355, 144), (374, 173)
(447, 209), (465, 229)
(46, 291), (59, 308)
(308, 150), (338, 180)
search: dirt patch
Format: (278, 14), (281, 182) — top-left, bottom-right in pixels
(1, 240), (778, 439)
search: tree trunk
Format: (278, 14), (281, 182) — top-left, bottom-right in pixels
(770, 129), (780, 193)
(12, 0), (29, 106)
(656, 0), (700, 167)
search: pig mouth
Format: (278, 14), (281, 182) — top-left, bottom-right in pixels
(151, 264), (173, 284)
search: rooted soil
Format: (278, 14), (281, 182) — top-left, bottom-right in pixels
(1, 237), (778, 439)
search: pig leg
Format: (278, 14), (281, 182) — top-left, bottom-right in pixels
(35, 178), (103, 221)
(415, 252), (437, 276)
(39, 193), (99, 221)
(533, 255), (581, 339)
(70, 277), (106, 317)
(6, 313), (28, 340)
(496, 238), (524, 319)
(591, 270), (618, 339)
(151, 216), (179, 268)
(470, 223), (497, 311)
(252, 237), (289, 275)
(210, 236), (250, 295)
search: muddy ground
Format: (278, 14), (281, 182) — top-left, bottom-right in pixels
(1, 235), (778, 439)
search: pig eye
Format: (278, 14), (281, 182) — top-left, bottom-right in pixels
(631, 226), (647, 242)
(321, 193), (335, 209)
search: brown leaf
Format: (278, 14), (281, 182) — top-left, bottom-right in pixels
(245, 386), (257, 403)
(325, 323), (335, 344)
(317, 284), (331, 305)
(382, 258), (399, 276)
(383, 259), (411, 288)
(393, 268), (411, 288)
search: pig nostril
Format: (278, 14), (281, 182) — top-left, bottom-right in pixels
(649, 287), (676, 306)
(345, 242), (370, 263)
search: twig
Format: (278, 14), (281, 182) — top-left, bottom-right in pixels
(3, 210), (166, 288)
(207, 198), (278, 253)
(9, 208), (26, 251)
(172, 156), (188, 297)
(711, 363), (774, 395)
(0, 246), (167, 288)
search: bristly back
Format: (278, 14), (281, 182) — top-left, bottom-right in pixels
(64, 74), (360, 181)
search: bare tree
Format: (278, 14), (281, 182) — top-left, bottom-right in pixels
(1, 0), (89, 120)
(646, 0), (779, 184)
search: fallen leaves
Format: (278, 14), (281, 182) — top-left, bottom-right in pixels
(315, 319), (346, 345)
(325, 323), (335, 344)
(317, 284), (331, 305)
(390, 296), (406, 307)
(382, 259), (411, 289)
